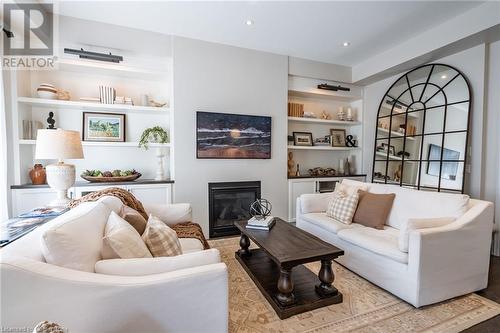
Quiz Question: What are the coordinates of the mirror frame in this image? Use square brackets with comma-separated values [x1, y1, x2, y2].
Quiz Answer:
[371, 63, 471, 193]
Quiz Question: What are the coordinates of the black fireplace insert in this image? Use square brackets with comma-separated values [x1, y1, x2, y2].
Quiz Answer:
[208, 181, 261, 238]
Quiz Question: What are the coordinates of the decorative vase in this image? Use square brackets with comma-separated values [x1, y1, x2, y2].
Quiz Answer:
[29, 164, 46, 185]
[155, 147, 167, 181]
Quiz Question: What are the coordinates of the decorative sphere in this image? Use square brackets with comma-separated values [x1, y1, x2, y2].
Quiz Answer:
[250, 199, 272, 219]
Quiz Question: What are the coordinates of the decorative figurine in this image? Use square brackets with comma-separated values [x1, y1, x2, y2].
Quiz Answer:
[295, 163, 300, 177]
[320, 110, 331, 120]
[394, 164, 402, 182]
[46, 111, 56, 129]
[287, 152, 295, 177]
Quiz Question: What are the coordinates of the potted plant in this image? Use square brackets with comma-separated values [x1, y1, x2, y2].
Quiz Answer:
[139, 126, 169, 180]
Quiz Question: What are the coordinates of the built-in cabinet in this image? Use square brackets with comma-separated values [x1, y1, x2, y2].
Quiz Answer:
[11, 182, 173, 216]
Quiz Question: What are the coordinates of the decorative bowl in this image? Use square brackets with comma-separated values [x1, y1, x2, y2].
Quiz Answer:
[37, 90, 58, 99]
[81, 173, 142, 183]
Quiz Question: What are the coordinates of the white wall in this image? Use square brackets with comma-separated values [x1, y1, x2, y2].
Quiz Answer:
[172, 37, 288, 236]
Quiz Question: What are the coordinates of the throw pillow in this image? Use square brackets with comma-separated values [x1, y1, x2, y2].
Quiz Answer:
[335, 180, 368, 196]
[326, 191, 359, 224]
[398, 217, 455, 252]
[102, 211, 152, 259]
[352, 191, 395, 230]
[142, 215, 182, 257]
[120, 205, 147, 235]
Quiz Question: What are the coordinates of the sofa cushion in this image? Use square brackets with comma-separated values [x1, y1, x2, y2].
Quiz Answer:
[337, 180, 368, 195]
[142, 215, 182, 257]
[337, 226, 408, 264]
[300, 192, 334, 214]
[95, 248, 221, 276]
[326, 191, 359, 224]
[120, 205, 147, 235]
[41, 202, 110, 272]
[97, 196, 123, 214]
[102, 211, 152, 259]
[300, 213, 356, 234]
[398, 217, 456, 252]
[353, 191, 395, 230]
[179, 238, 204, 254]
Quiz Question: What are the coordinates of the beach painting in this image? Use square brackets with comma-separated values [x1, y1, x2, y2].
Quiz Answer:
[197, 112, 271, 159]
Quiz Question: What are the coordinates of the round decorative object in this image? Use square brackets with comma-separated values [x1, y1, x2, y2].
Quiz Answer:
[249, 199, 272, 220]
[29, 164, 46, 185]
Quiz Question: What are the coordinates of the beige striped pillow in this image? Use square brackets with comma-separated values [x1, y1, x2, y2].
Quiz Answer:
[142, 215, 182, 257]
[326, 190, 360, 225]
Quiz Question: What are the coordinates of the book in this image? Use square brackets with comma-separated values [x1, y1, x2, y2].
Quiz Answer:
[248, 216, 275, 226]
[246, 218, 275, 231]
[18, 207, 68, 218]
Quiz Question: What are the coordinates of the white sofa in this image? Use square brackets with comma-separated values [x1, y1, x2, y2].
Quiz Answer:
[0, 197, 228, 333]
[296, 179, 494, 307]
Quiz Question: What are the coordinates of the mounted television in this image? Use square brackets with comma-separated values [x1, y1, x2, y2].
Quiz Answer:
[196, 111, 271, 159]
[426, 144, 460, 180]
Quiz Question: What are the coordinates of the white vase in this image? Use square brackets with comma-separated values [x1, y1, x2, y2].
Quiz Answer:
[155, 147, 167, 181]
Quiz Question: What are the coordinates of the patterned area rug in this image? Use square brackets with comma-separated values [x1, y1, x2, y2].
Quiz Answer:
[209, 237, 500, 333]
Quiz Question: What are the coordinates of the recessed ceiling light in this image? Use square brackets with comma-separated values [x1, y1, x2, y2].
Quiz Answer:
[342, 42, 350, 47]
[441, 75, 447, 79]
[245, 19, 254, 26]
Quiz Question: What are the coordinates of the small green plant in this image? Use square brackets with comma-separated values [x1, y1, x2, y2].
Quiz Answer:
[138, 126, 169, 150]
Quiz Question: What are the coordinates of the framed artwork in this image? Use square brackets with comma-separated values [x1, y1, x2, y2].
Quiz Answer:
[330, 129, 346, 147]
[82, 112, 126, 142]
[196, 111, 271, 159]
[381, 143, 396, 155]
[293, 132, 313, 146]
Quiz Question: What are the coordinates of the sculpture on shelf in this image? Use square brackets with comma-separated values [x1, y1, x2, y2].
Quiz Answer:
[394, 164, 402, 182]
[249, 198, 272, 220]
[308, 167, 336, 177]
[320, 110, 331, 120]
[295, 163, 300, 177]
[46, 112, 56, 129]
[337, 107, 346, 121]
[287, 152, 295, 177]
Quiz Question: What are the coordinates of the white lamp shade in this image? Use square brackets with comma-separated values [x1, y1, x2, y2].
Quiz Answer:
[35, 129, 84, 160]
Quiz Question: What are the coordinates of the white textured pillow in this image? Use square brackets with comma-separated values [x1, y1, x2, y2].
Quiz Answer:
[142, 215, 182, 257]
[326, 191, 360, 225]
[335, 181, 368, 196]
[95, 248, 221, 276]
[41, 202, 110, 272]
[102, 211, 152, 259]
[399, 217, 455, 252]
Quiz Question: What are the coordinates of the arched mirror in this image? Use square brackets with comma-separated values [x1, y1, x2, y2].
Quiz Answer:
[372, 64, 471, 193]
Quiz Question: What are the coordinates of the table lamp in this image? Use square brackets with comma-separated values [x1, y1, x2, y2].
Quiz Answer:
[35, 129, 84, 207]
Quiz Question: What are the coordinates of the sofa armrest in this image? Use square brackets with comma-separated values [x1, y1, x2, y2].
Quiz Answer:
[144, 203, 192, 226]
[408, 200, 494, 305]
[297, 192, 332, 215]
[95, 249, 221, 276]
[1, 256, 228, 333]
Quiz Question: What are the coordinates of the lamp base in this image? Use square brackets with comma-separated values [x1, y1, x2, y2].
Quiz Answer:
[46, 162, 75, 208]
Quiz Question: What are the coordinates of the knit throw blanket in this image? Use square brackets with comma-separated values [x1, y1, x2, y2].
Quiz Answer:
[69, 187, 210, 249]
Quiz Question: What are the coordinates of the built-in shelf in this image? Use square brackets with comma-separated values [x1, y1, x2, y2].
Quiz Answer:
[288, 117, 361, 126]
[375, 151, 402, 160]
[18, 139, 170, 148]
[56, 58, 168, 80]
[288, 145, 360, 151]
[377, 127, 415, 140]
[17, 97, 169, 114]
[379, 105, 419, 119]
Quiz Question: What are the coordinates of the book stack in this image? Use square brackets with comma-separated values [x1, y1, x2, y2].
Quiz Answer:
[115, 96, 134, 105]
[246, 216, 275, 231]
[288, 102, 304, 117]
[99, 85, 116, 104]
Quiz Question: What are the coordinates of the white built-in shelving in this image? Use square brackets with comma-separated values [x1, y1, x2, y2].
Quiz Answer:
[18, 139, 170, 148]
[287, 145, 360, 151]
[377, 127, 415, 140]
[375, 151, 402, 161]
[288, 116, 360, 126]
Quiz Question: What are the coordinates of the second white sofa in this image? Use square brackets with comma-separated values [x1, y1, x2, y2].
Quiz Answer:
[296, 179, 494, 307]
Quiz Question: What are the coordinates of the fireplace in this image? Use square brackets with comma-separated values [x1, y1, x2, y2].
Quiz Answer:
[208, 181, 261, 238]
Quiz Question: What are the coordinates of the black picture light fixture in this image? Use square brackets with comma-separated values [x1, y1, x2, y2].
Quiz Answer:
[64, 48, 123, 63]
[317, 83, 350, 92]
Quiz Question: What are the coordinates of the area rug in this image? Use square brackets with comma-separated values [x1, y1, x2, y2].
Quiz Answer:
[208, 237, 500, 333]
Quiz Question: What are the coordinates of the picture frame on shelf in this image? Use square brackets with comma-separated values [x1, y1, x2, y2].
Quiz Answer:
[293, 132, 313, 146]
[381, 142, 396, 155]
[330, 129, 346, 147]
[82, 112, 126, 142]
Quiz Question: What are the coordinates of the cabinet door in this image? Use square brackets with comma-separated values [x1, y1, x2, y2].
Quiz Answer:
[73, 185, 127, 198]
[127, 185, 172, 205]
[288, 180, 317, 221]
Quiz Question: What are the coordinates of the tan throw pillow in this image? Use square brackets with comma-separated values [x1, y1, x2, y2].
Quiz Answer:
[120, 205, 147, 235]
[353, 191, 395, 230]
[102, 211, 153, 259]
[326, 191, 360, 224]
[142, 215, 182, 257]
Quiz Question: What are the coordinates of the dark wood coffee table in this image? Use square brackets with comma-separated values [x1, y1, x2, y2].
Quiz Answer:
[235, 219, 344, 319]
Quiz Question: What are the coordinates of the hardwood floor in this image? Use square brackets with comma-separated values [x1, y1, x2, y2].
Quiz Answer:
[463, 256, 500, 332]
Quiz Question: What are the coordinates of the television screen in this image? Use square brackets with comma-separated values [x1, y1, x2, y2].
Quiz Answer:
[426, 144, 460, 180]
[196, 112, 271, 159]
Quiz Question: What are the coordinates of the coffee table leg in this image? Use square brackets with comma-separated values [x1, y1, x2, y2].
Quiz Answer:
[276, 268, 295, 306]
[238, 234, 251, 256]
[315, 259, 338, 297]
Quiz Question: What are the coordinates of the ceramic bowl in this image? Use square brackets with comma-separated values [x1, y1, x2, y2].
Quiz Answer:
[37, 90, 57, 99]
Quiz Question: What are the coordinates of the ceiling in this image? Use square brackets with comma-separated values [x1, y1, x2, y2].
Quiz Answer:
[54, 1, 483, 66]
